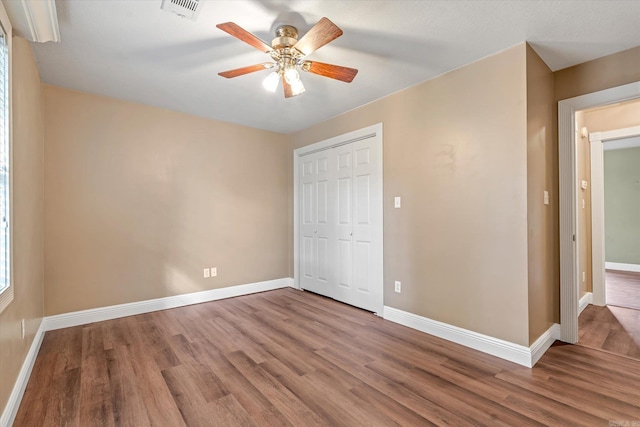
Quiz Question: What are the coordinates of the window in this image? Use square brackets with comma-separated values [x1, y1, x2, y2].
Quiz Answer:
[0, 21, 11, 313]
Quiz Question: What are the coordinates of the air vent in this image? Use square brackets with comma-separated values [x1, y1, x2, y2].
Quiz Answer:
[161, 0, 202, 21]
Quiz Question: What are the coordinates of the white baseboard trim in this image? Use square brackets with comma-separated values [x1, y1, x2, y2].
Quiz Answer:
[383, 306, 559, 368]
[579, 292, 593, 315]
[44, 277, 294, 331]
[0, 319, 46, 427]
[605, 262, 640, 273]
[530, 323, 561, 367]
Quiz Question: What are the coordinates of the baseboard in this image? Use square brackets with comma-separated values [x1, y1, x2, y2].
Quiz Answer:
[605, 262, 640, 273]
[530, 323, 561, 367]
[579, 292, 593, 315]
[44, 277, 294, 331]
[383, 306, 559, 368]
[0, 319, 46, 427]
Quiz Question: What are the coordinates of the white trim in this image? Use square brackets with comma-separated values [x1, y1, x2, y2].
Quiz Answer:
[0, 319, 46, 427]
[605, 262, 640, 273]
[590, 133, 606, 306]
[383, 306, 560, 368]
[44, 277, 294, 331]
[0, 0, 13, 315]
[293, 123, 384, 314]
[579, 292, 593, 314]
[558, 81, 640, 344]
[530, 323, 562, 367]
[3, 0, 60, 43]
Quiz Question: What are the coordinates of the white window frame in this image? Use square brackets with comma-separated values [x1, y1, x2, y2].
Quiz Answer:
[0, 3, 12, 314]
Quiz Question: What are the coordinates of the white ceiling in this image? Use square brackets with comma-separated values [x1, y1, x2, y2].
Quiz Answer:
[20, 0, 640, 133]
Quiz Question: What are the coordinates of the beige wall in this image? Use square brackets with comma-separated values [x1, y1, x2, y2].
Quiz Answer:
[584, 99, 640, 132]
[526, 45, 558, 343]
[291, 45, 531, 346]
[575, 110, 593, 296]
[0, 37, 45, 416]
[554, 46, 640, 101]
[44, 86, 290, 315]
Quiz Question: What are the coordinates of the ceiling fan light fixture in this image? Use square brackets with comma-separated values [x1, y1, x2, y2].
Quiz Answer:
[262, 71, 280, 92]
[283, 66, 300, 85]
[290, 78, 305, 96]
[217, 17, 358, 98]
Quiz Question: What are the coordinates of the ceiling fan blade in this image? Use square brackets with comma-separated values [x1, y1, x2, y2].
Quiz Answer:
[218, 63, 273, 78]
[302, 61, 358, 83]
[282, 76, 294, 98]
[216, 22, 273, 53]
[293, 17, 343, 56]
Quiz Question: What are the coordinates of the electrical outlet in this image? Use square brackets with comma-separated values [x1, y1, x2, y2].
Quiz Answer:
[211, 267, 217, 277]
[203, 268, 210, 278]
[21, 319, 25, 340]
[394, 281, 401, 293]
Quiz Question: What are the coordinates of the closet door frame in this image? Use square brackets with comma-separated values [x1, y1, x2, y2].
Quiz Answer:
[293, 123, 383, 315]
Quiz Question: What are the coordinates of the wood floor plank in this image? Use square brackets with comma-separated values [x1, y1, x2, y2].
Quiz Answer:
[78, 325, 115, 427]
[107, 345, 152, 426]
[14, 288, 640, 425]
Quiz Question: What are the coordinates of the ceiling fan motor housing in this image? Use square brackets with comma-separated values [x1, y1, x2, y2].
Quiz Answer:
[272, 25, 299, 50]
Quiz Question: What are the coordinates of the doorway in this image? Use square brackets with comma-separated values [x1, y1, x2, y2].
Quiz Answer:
[577, 125, 640, 359]
[558, 81, 640, 344]
[293, 123, 384, 314]
[590, 125, 640, 308]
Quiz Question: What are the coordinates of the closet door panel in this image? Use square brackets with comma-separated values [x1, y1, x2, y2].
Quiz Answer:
[300, 151, 333, 297]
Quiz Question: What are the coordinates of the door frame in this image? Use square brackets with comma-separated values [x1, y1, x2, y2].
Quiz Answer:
[558, 81, 640, 343]
[590, 125, 640, 306]
[293, 122, 384, 314]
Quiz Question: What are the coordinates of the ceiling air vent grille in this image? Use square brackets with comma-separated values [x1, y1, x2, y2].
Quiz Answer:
[161, 0, 202, 21]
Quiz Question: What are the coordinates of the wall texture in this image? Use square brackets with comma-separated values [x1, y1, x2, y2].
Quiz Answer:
[604, 147, 640, 265]
[554, 46, 640, 101]
[44, 86, 290, 315]
[0, 37, 45, 417]
[291, 45, 531, 346]
[526, 44, 558, 343]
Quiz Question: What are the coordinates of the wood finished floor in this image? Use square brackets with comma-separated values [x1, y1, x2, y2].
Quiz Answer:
[606, 269, 640, 311]
[579, 304, 640, 359]
[578, 270, 640, 360]
[16, 288, 640, 426]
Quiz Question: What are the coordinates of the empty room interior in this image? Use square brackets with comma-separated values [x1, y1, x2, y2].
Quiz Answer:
[1, 0, 640, 425]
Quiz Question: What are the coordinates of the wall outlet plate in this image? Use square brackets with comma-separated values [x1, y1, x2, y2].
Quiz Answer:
[394, 281, 401, 293]
[203, 268, 210, 278]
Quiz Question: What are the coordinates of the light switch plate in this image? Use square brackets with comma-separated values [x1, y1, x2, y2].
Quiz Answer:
[394, 197, 401, 208]
[211, 267, 217, 277]
[543, 190, 549, 205]
[203, 268, 210, 278]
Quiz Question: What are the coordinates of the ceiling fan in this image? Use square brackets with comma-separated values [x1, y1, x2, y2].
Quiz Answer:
[216, 17, 358, 98]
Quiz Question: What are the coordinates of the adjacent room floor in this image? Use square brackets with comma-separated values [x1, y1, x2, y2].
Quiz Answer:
[16, 288, 640, 426]
[578, 270, 640, 360]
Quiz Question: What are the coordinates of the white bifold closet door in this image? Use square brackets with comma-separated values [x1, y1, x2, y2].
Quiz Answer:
[300, 136, 382, 312]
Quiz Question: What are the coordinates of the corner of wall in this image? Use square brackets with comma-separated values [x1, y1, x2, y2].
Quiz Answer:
[525, 45, 558, 344]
